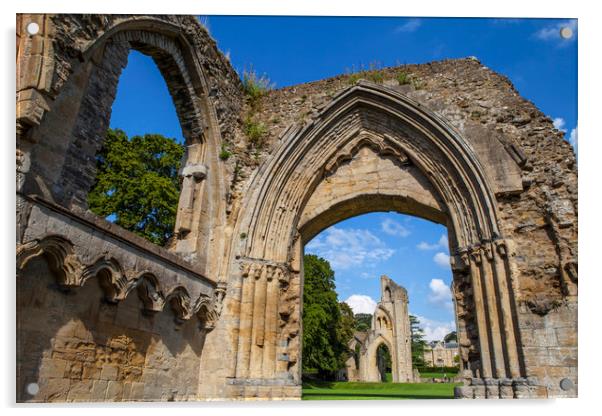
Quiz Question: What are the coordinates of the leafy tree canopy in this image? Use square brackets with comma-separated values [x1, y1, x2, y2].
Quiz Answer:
[444, 331, 457, 343]
[354, 313, 373, 332]
[88, 128, 184, 246]
[337, 301, 356, 361]
[302, 254, 353, 379]
[409, 314, 428, 368]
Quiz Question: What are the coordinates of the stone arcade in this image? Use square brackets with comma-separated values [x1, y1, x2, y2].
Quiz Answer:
[16, 15, 578, 401]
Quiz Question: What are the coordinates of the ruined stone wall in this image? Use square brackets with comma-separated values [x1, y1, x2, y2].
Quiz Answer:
[230, 58, 576, 319]
[345, 276, 413, 383]
[18, 256, 208, 402]
[224, 58, 577, 398]
[17, 14, 240, 402]
[17, 14, 577, 401]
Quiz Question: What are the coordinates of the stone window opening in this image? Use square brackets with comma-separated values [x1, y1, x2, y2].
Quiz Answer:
[86, 48, 189, 248]
[18, 24, 222, 269]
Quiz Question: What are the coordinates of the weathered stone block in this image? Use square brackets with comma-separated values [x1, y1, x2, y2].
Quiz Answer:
[100, 365, 119, 381]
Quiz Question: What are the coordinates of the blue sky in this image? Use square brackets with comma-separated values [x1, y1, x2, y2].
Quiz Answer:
[304, 213, 454, 341]
[109, 16, 577, 340]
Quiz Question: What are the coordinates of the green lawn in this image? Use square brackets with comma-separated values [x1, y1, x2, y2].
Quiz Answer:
[302, 381, 460, 400]
[419, 371, 458, 379]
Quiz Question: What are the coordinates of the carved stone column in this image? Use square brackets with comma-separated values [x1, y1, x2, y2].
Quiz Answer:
[174, 145, 208, 256]
[235, 262, 260, 378]
[467, 247, 493, 379]
[17, 14, 55, 140]
[493, 239, 522, 378]
[234, 259, 299, 385]
[479, 243, 506, 379]
[452, 238, 526, 398]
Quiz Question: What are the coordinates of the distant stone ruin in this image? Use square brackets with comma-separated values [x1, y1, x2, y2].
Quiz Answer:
[343, 276, 413, 383]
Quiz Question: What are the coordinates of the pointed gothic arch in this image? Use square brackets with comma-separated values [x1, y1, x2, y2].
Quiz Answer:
[229, 81, 525, 397]
[19, 16, 230, 276]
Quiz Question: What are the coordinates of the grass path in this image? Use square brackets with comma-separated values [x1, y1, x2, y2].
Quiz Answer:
[302, 381, 459, 400]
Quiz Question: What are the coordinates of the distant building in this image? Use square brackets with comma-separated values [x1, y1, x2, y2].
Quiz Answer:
[423, 341, 459, 367]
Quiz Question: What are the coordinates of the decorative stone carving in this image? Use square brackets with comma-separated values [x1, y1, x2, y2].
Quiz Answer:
[16, 234, 225, 329]
[196, 282, 226, 331]
[323, 135, 409, 176]
[176, 161, 209, 236]
[17, 235, 82, 288]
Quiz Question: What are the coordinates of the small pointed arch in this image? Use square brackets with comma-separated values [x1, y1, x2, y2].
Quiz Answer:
[384, 286, 392, 302]
[81, 255, 128, 303]
[374, 304, 394, 331]
[135, 272, 165, 313]
[79, 18, 216, 146]
[165, 286, 193, 322]
[16, 235, 80, 287]
[195, 293, 219, 331]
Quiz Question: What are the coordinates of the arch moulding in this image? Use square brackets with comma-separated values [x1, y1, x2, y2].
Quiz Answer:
[225, 81, 529, 399]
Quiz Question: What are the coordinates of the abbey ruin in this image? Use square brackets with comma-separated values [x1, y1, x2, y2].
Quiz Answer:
[343, 276, 413, 383]
[16, 14, 578, 401]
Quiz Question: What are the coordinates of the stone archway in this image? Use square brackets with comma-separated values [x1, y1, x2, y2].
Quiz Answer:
[17, 15, 238, 275]
[345, 276, 413, 383]
[227, 81, 528, 399]
[366, 337, 394, 382]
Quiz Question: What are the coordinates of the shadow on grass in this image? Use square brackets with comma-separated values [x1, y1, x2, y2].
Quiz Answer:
[303, 380, 336, 389]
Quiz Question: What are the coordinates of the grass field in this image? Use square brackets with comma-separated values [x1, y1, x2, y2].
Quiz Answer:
[419, 371, 457, 379]
[302, 380, 459, 400]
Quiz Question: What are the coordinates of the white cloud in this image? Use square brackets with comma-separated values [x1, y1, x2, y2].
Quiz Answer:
[438, 234, 449, 250]
[417, 234, 449, 251]
[394, 18, 422, 33]
[414, 315, 456, 342]
[553, 119, 577, 153]
[417, 241, 438, 250]
[428, 278, 454, 312]
[569, 127, 578, 152]
[433, 252, 451, 268]
[306, 226, 395, 270]
[534, 20, 577, 43]
[553, 117, 567, 133]
[345, 294, 377, 314]
[381, 218, 410, 237]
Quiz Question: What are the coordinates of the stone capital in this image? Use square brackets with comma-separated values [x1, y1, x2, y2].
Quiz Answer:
[179, 163, 208, 180]
[469, 247, 483, 265]
[494, 238, 509, 258]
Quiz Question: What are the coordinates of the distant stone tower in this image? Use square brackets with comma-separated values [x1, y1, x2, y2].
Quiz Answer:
[375, 276, 413, 382]
[344, 275, 413, 382]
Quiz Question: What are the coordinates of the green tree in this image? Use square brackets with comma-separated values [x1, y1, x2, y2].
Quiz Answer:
[354, 313, 372, 332]
[444, 331, 457, 343]
[88, 128, 184, 246]
[302, 254, 349, 379]
[409, 315, 427, 368]
[337, 302, 356, 362]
